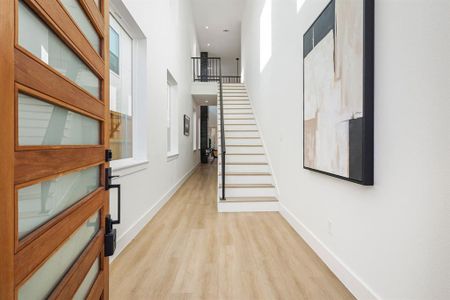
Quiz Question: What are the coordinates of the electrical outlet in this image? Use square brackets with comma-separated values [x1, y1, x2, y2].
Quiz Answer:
[328, 220, 333, 236]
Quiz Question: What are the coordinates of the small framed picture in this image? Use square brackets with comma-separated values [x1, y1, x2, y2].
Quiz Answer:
[184, 115, 190, 136]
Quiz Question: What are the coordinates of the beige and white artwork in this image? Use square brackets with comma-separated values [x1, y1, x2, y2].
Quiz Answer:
[304, 0, 363, 177]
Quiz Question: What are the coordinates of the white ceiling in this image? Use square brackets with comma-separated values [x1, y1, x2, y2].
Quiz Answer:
[192, 0, 245, 58]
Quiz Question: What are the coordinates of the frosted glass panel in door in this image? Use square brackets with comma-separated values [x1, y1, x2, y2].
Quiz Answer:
[18, 1, 101, 98]
[18, 93, 100, 146]
[18, 213, 100, 300]
[73, 257, 100, 300]
[60, 0, 101, 53]
[18, 166, 100, 239]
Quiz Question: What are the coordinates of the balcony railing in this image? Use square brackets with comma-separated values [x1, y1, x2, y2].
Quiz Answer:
[191, 57, 241, 83]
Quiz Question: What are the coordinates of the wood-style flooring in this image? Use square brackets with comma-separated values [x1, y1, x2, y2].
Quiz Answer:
[110, 163, 354, 300]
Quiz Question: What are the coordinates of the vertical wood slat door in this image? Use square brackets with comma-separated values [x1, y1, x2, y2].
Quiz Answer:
[0, 0, 110, 299]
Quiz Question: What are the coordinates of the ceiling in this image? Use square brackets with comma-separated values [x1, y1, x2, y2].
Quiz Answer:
[192, 0, 245, 59]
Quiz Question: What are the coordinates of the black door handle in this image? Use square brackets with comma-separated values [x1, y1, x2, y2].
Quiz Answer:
[105, 166, 120, 257]
[105, 167, 121, 225]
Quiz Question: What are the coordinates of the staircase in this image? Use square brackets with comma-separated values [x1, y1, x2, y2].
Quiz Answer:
[217, 83, 279, 212]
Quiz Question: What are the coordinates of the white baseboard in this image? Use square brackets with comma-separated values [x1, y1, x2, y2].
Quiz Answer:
[279, 204, 379, 300]
[110, 163, 200, 262]
[218, 200, 279, 212]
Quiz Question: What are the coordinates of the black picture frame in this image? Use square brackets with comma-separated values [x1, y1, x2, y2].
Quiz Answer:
[184, 115, 190, 136]
[302, 0, 374, 186]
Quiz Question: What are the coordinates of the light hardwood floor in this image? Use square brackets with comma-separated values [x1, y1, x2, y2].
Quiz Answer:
[110, 163, 355, 300]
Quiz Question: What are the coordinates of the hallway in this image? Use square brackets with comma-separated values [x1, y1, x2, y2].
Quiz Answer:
[110, 163, 354, 299]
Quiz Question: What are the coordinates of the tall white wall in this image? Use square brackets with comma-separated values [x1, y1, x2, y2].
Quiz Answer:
[111, 0, 200, 259]
[220, 56, 240, 76]
[241, 0, 450, 299]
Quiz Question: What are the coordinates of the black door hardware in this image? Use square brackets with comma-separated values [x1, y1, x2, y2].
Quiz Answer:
[104, 149, 121, 257]
[105, 167, 121, 225]
[105, 214, 117, 257]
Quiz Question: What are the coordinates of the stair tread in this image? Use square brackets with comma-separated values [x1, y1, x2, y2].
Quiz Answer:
[219, 124, 257, 126]
[219, 153, 266, 156]
[219, 184, 275, 188]
[222, 137, 260, 139]
[219, 172, 272, 176]
[223, 145, 263, 147]
[220, 197, 278, 203]
[222, 113, 253, 115]
[219, 107, 251, 108]
[219, 162, 268, 165]
[223, 130, 258, 132]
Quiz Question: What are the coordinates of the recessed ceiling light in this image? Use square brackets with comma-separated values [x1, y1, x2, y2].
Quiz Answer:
[207, 43, 211, 47]
[205, 26, 209, 29]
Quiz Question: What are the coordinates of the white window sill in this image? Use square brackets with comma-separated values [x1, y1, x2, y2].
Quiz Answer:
[167, 153, 179, 161]
[110, 158, 149, 177]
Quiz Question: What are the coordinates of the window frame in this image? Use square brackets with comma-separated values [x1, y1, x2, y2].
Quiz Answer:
[166, 71, 179, 159]
[109, 1, 148, 175]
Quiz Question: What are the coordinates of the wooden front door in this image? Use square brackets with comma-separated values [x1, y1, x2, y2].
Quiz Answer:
[0, 0, 111, 298]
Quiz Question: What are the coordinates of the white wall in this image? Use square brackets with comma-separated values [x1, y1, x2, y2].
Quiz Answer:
[242, 0, 450, 299]
[110, 0, 200, 260]
[221, 56, 240, 76]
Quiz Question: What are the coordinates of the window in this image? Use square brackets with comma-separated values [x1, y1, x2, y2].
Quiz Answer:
[109, 27, 120, 74]
[109, 15, 133, 161]
[107, 5, 148, 172]
[167, 71, 178, 157]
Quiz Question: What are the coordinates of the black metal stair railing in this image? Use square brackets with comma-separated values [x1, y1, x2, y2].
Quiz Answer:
[191, 57, 229, 200]
[218, 64, 226, 200]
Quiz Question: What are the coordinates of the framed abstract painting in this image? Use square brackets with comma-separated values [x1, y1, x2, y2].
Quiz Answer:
[303, 0, 374, 185]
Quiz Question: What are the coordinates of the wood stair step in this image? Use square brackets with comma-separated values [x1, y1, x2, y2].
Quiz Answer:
[217, 107, 251, 109]
[221, 103, 251, 105]
[219, 162, 268, 165]
[220, 197, 278, 203]
[222, 137, 260, 139]
[223, 112, 253, 115]
[219, 184, 275, 188]
[219, 172, 272, 176]
[219, 144, 262, 148]
[221, 153, 265, 156]
[223, 130, 258, 132]
[219, 123, 256, 126]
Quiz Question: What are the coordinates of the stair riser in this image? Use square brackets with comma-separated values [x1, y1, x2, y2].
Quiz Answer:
[217, 109, 253, 118]
[220, 120, 256, 125]
[220, 138, 262, 145]
[225, 188, 277, 198]
[222, 147, 265, 154]
[219, 155, 267, 163]
[219, 131, 259, 138]
[220, 176, 274, 185]
[220, 97, 249, 100]
[217, 99, 251, 106]
[223, 164, 271, 173]
[220, 105, 252, 109]
[221, 117, 254, 121]
[220, 114, 254, 119]
[222, 125, 258, 131]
